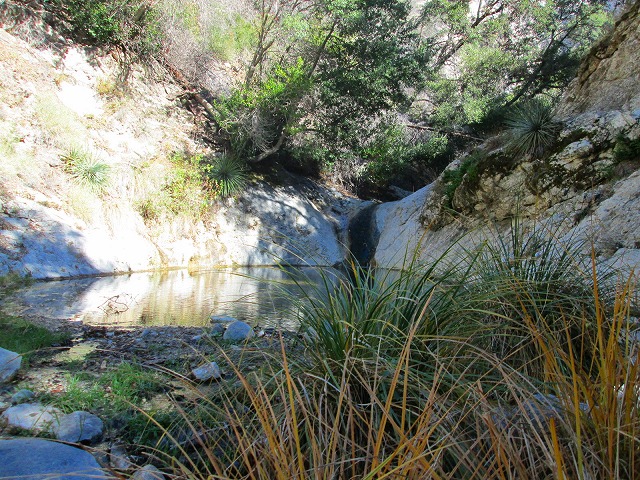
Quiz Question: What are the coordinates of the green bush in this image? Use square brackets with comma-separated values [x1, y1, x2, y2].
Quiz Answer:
[613, 134, 640, 163]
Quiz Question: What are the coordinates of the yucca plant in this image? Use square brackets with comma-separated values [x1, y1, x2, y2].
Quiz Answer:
[206, 154, 248, 198]
[505, 99, 560, 158]
[62, 147, 111, 193]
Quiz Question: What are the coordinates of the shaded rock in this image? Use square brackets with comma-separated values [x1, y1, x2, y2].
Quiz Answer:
[211, 323, 226, 335]
[192, 362, 222, 382]
[110, 443, 133, 471]
[223, 321, 255, 342]
[11, 388, 35, 404]
[55, 411, 104, 444]
[0, 437, 108, 479]
[1, 403, 62, 433]
[0, 347, 22, 383]
[131, 464, 165, 480]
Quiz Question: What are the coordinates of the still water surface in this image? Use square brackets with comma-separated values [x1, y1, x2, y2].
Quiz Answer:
[2, 267, 338, 329]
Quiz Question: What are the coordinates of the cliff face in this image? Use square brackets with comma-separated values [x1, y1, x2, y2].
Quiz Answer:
[374, 1, 640, 275]
[557, 1, 640, 118]
[0, 24, 357, 279]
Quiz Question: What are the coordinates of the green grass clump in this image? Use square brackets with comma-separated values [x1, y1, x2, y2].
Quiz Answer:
[505, 99, 561, 158]
[205, 155, 248, 198]
[134, 219, 638, 479]
[62, 147, 111, 194]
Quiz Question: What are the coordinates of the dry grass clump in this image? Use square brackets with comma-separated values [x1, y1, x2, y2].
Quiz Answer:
[135, 227, 639, 479]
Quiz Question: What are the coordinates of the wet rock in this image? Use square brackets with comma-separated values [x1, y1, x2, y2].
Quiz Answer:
[192, 362, 222, 382]
[211, 323, 226, 336]
[110, 443, 133, 471]
[131, 464, 165, 480]
[11, 388, 35, 404]
[223, 321, 255, 342]
[0, 437, 109, 480]
[0, 347, 21, 383]
[55, 411, 104, 444]
[1, 403, 62, 433]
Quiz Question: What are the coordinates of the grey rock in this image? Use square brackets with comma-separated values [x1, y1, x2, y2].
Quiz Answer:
[0, 347, 22, 383]
[223, 321, 255, 342]
[11, 388, 35, 404]
[1, 403, 62, 433]
[192, 362, 222, 382]
[0, 437, 109, 479]
[211, 323, 226, 335]
[211, 315, 238, 323]
[110, 443, 133, 471]
[131, 464, 165, 480]
[55, 411, 104, 444]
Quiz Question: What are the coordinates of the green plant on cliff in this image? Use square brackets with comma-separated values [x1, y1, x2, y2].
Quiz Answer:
[62, 147, 111, 194]
[505, 99, 561, 158]
[205, 155, 248, 198]
[441, 150, 484, 209]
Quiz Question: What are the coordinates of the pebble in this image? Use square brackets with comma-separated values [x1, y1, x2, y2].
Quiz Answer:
[192, 362, 222, 382]
[10, 388, 35, 404]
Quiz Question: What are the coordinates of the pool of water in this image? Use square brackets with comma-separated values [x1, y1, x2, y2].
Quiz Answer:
[1, 267, 339, 329]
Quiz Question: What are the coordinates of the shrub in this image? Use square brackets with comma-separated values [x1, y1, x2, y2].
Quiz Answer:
[505, 99, 561, 158]
[62, 147, 111, 194]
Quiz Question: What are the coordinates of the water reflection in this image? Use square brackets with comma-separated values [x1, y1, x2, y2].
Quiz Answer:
[2, 267, 339, 329]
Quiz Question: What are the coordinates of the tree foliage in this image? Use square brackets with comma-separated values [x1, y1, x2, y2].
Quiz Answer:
[420, 0, 612, 128]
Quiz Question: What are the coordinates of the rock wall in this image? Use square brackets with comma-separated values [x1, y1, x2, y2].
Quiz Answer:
[374, 1, 640, 276]
[0, 26, 359, 279]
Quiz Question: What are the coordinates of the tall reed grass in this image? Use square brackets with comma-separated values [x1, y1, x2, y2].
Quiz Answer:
[139, 223, 638, 479]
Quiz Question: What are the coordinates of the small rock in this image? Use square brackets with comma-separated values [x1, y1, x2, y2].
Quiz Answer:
[0, 438, 108, 479]
[1, 403, 62, 433]
[223, 321, 255, 342]
[131, 464, 165, 480]
[0, 401, 10, 413]
[191, 334, 203, 342]
[11, 388, 35, 405]
[110, 443, 133, 471]
[0, 347, 22, 383]
[55, 411, 104, 444]
[106, 331, 115, 338]
[211, 315, 238, 323]
[192, 362, 222, 382]
[211, 323, 226, 336]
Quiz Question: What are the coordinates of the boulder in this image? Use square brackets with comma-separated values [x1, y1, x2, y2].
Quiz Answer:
[0, 347, 22, 383]
[0, 437, 109, 479]
[223, 321, 255, 342]
[55, 411, 104, 444]
[1, 403, 62, 433]
[192, 362, 222, 382]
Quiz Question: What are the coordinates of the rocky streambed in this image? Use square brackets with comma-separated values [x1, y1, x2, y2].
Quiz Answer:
[0, 312, 300, 479]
